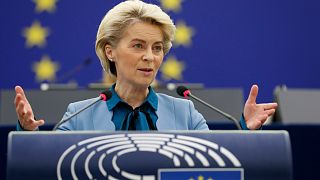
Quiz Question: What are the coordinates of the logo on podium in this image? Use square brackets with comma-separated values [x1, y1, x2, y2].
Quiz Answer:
[57, 133, 243, 180]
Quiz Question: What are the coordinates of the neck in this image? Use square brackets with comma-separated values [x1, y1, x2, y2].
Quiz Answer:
[115, 82, 149, 109]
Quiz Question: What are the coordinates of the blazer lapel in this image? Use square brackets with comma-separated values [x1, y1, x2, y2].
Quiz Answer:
[156, 95, 177, 130]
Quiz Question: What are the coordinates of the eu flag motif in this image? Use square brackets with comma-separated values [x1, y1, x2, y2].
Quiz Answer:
[1, 0, 320, 102]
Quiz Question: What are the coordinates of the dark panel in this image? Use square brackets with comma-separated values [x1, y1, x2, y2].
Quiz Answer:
[274, 88, 320, 124]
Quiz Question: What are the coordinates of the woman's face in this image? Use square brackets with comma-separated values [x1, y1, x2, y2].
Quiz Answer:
[106, 22, 164, 88]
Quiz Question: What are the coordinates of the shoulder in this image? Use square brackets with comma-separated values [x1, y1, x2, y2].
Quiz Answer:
[65, 97, 107, 115]
[156, 93, 194, 117]
[68, 97, 100, 109]
[156, 93, 191, 106]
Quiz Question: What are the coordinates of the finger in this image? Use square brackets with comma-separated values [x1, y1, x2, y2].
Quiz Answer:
[264, 109, 276, 116]
[14, 94, 21, 108]
[15, 86, 28, 102]
[29, 119, 45, 130]
[258, 103, 278, 110]
[246, 85, 259, 104]
[14, 94, 24, 109]
[258, 114, 268, 124]
[17, 103, 28, 128]
[24, 111, 35, 126]
[23, 111, 44, 130]
[26, 110, 34, 121]
[16, 101, 26, 117]
[34, 119, 45, 127]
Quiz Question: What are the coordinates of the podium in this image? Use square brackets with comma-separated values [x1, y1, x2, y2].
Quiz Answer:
[7, 131, 292, 180]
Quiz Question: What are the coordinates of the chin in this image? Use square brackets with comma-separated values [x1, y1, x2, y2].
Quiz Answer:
[135, 78, 154, 88]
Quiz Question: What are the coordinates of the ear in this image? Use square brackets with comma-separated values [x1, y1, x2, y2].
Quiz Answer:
[104, 44, 114, 60]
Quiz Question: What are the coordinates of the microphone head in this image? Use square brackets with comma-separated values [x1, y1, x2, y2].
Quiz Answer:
[176, 86, 190, 98]
[100, 90, 112, 101]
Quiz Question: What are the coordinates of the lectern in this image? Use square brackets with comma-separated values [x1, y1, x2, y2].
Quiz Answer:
[7, 131, 292, 180]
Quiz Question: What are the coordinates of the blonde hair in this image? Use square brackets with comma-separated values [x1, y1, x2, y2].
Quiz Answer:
[95, 0, 175, 76]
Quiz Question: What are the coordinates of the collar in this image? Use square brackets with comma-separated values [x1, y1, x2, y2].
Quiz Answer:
[106, 84, 158, 111]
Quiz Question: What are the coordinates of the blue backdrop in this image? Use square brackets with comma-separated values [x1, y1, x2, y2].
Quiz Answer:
[1, 0, 320, 102]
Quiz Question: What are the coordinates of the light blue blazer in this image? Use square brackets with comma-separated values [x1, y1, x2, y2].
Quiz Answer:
[57, 93, 209, 131]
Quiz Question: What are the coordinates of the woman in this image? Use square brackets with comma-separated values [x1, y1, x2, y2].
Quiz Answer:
[14, 0, 277, 131]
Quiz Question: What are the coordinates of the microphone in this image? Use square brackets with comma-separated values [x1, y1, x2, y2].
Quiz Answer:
[40, 58, 93, 91]
[176, 86, 242, 130]
[52, 90, 112, 130]
[53, 57, 93, 83]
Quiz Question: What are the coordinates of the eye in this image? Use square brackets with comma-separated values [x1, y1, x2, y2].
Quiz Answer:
[133, 43, 143, 49]
[153, 45, 163, 52]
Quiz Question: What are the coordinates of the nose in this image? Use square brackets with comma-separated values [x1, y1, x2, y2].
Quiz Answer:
[143, 47, 154, 61]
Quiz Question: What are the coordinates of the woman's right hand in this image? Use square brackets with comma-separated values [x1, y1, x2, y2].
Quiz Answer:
[14, 86, 45, 130]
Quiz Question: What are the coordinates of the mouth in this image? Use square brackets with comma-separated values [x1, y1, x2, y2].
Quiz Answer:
[138, 68, 153, 72]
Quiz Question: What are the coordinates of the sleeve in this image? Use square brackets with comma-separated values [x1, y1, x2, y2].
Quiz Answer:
[239, 114, 249, 130]
[16, 119, 39, 131]
[188, 100, 209, 130]
[16, 120, 27, 131]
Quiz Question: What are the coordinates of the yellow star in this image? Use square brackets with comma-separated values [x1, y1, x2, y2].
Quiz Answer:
[198, 175, 204, 180]
[160, 0, 183, 12]
[174, 22, 194, 47]
[22, 21, 50, 48]
[33, 0, 58, 13]
[32, 55, 59, 82]
[160, 56, 185, 80]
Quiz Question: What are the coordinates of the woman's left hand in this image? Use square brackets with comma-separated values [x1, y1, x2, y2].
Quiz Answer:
[244, 85, 278, 130]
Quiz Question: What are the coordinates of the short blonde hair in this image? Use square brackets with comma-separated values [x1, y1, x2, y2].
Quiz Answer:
[95, 0, 175, 76]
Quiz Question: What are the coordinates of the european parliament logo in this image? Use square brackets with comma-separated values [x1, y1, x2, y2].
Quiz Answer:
[57, 133, 243, 180]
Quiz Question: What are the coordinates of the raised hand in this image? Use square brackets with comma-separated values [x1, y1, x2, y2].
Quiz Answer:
[244, 85, 277, 130]
[14, 86, 45, 130]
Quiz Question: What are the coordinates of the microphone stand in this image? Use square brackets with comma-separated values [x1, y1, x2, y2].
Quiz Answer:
[188, 92, 242, 130]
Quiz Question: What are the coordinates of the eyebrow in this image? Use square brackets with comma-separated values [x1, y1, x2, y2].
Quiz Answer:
[130, 38, 163, 45]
